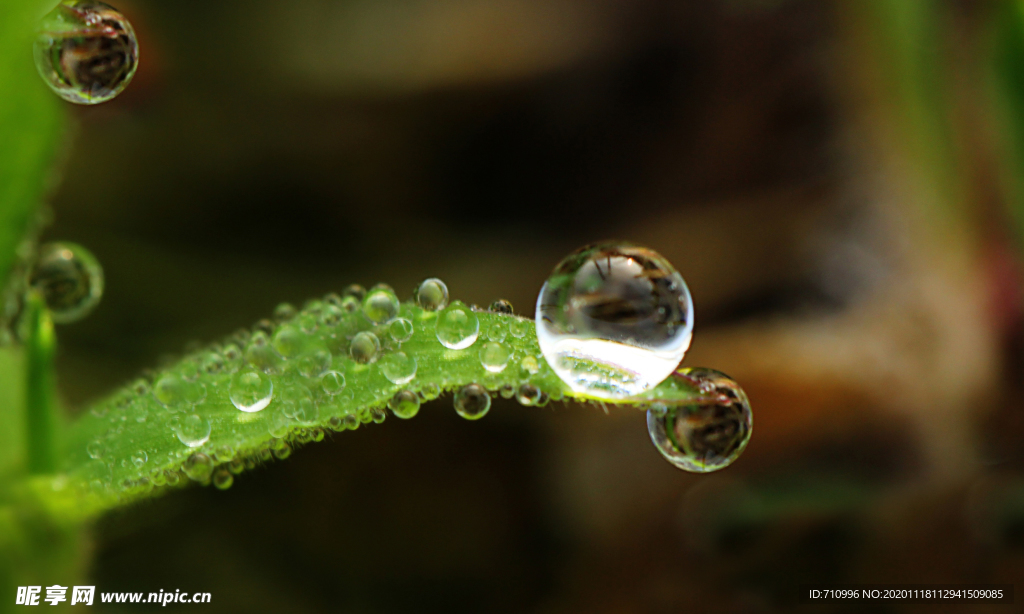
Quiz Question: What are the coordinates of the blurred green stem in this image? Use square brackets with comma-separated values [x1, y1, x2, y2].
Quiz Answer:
[25, 292, 56, 474]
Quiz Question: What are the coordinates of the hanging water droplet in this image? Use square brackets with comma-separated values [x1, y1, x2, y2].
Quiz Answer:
[29, 242, 104, 323]
[350, 331, 381, 364]
[436, 301, 479, 349]
[489, 299, 514, 314]
[647, 369, 752, 473]
[370, 407, 387, 423]
[363, 286, 400, 324]
[34, 1, 139, 105]
[388, 390, 421, 419]
[416, 278, 449, 311]
[479, 342, 510, 373]
[379, 351, 417, 385]
[321, 370, 346, 396]
[535, 242, 694, 399]
[419, 383, 441, 401]
[343, 415, 359, 430]
[515, 383, 541, 406]
[153, 375, 206, 411]
[327, 416, 345, 431]
[499, 384, 515, 399]
[175, 413, 211, 448]
[131, 449, 147, 468]
[454, 384, 491, 420]
[389, 318, 414, 344]
[272, 440, 292, 459]
[229, 370, 273, 413]
[213, 469, 234, 490]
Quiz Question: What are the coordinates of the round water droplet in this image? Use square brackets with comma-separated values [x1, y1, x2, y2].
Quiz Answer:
[485, 321, 508, 342]
[479, 342, 510, 373]
[647, 369, 752, 473]
[279, 384, 318, 424]
[272, 441, 292, 460]
[229, 370, 273, 413]
[296, 349, 331, 379]
[153, 375, 206, 411]
[499, 384, 515, 399]
[131, 449, 147, 468]
[176, 413, 211, 448]
[34, 1, 139, 105]
[380, 351, 417, 385]
[297, 313, 318, 334]
[416, 278, 449, 311]
[419, 383, 441, 401]
[274, 302, 297, 322]
[86, 439, 104, 460]
[29, 242, 104, 323]
[350, 331, 381, 364]
[321, 370, 346, 395]
[516, 383, 541, 406]
[327, 416, 345, 431]
[536, 242, 694, 399]
[436, 301, 479, 350]
[245, 331, 283, 373]
[320, 304, 343, 327]
[389, 318, 414, 344]
[213, 469, 233, 490]
[489, 299, 514, 314]
[388, 390, 421, 419]
[454, 384, 491, 420]
[200, 351, 225, 374]
[520, 356, 539, 375]
[343, 284, 367, 301]
[343, 415, 359, 430]
[370, 407, 387, 423]
[272, 325, 307, 358]
[363, 287, 400, 325]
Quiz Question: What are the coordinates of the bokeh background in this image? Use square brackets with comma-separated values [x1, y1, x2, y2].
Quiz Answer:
[40, 0, 1024, 611]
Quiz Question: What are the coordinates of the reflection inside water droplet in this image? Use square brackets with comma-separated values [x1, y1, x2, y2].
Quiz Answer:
[436, 301, 479, 350]
[454, 384, 491, 420]
[229, 370, 273, 413]
[29, 242, 104, 323]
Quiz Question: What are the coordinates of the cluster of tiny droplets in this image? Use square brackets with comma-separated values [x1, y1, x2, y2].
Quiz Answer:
[77, 278, 563, 498]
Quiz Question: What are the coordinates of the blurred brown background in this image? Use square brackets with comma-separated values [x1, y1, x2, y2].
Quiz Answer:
[42, 0, 1024, 611]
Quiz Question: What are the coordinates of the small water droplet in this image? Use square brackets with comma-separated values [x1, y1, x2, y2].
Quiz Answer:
[479, 342, 510, 373]
[29, 242, 104, 323]
[297, 313, 318, 334]
[436, 301, 479, 350]
[253, 319, 275, 336]
[454, 384, 491, 420]
[370, 407, 387, 423]
[213, 469, 234, 490]
[363, 287, 400, 325]
[245, 331, 283, 372]
[86, 439, 104, 459]
[327, 416, 345, 431]
[515, 383, 541, 406]
[489, 299, 514, 314]
[388, 390, 421, 419]
[272, 325, 307, 358]
[350, 331, 381, 364]
[536, 242, 694, 399]
[343, 284, 367, 301]
[647, 369, 752, 473]
[499, 384, 515, 399]
[131, 449, 148, 468]
[34, 1, 139, 104]
[272, 441, 292, 459]
[485, 321, 508, 342]
[419, 383, 441, 400]
[416, 278, 449, 311]
[280, 384, 318, 424]
[175, 413, 211, 448]
[229, 370, 274, 413]
[153, 375, 206, 411]
[344, 415, 359, 430]
[320, 304, 344, 326]
[380, 351, 417, 384]
[274, 302, 297, 322]
[519, 356, 539, 375]
[389, 318, 414, 343]
[296, 348, 331, 378]
[321, 370, 346, 395]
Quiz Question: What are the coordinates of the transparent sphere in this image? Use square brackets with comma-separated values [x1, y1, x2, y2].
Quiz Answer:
[34, 1, 139, 105]
[30, 242, 104, 324]
[647, 368, 752, 473]
[535, 242, 693, 399]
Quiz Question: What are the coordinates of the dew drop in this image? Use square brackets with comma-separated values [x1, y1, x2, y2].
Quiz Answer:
[479, 342, 510, 373]
[272, 441, 292, 459]
[454, 384, 491, 420]
[228, 459, 245, 474]
[350, 331, 381, 364]
[535, 242, 694, 399]
[419, 383, 441, 401]
[131, 450, 147, 468]
[29, 242, 104, 323]
[321, 370, 346, 396]
[229, 370, 273, 413]
[320, 304, 344, 327]
[647, 369, 752, 473]
[489, 299, 514, 314]
[213, 469, 234, 490]
[327, 416, 345, 431]
[274, 302, 297, 322]
[520, 356, 540, 375]
[370, 407, 387, 423]
[388, 390, 421, 419]
[380, 351, 417, 385]
[280, 384, 319, 424]
[343, 284, 367, 301]
[416, 278, 449, 311]
[272, 325, 307, 358]
[200, 351, 225, 374]
[485, 321, 508, 342]
[34, 1, 139, 105]
[245, 331, 283, 373]
[389, 318, 414, 344]
[435, 301, 479, 350]
[515, 383, 541, 407]
[343, 415, 359, 430]
[363, 287, 400, 325]
[499, 384, 515, 399]
[86, 439, 104, 460]
[153, 375, 206, 411]
[296, 349, 331, 379]
[175, 413, 211, 448]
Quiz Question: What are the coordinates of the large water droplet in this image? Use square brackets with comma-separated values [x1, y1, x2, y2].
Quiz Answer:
[350, 331, 381, 363]
[416, 278, 449, 311]
[436, 301, 479, 350]
[176, 413, 211, 448]
[153, 375, 206, 411]
[535, 242, 694, 399]
[380, 351, 417, 385]
[363, 287, 400, 324]
[388, 390, 421, 419]
[229, 370, 273, 413]
[34, 1, 139, 104]
[29, 242, 104, 323]
[454, 384, 491, 420]
[479, 342, 509, 373]
[647, 369, 752, 473]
